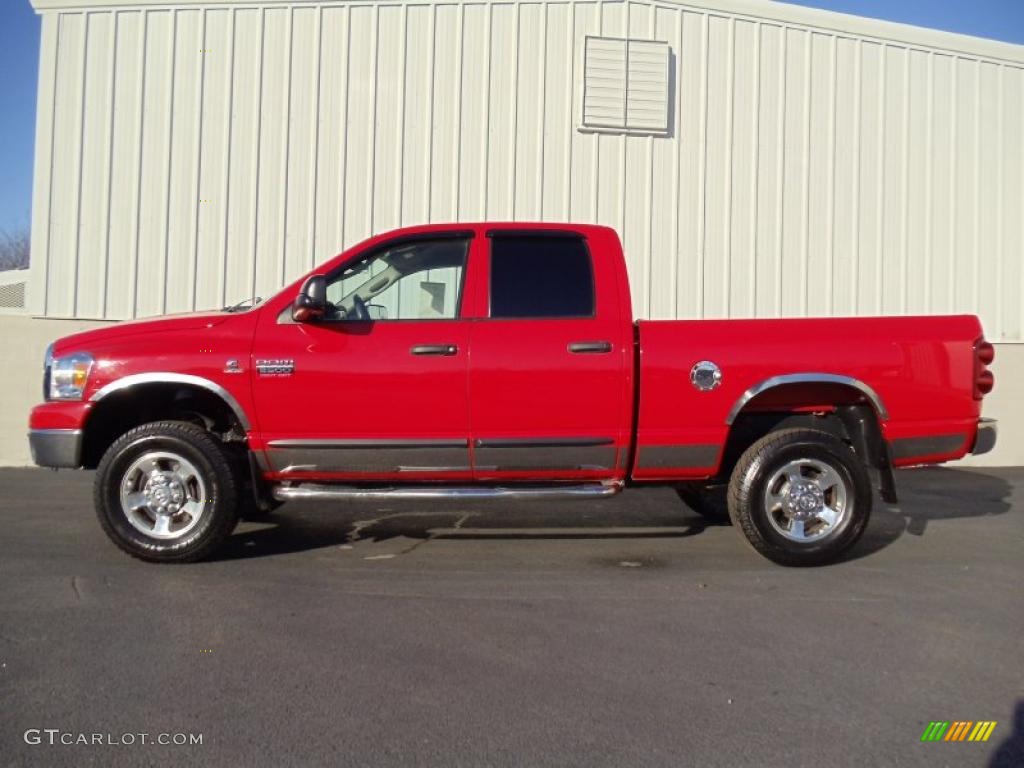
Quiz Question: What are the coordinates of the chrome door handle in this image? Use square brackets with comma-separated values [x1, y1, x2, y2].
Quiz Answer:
[568, 341, 612, 354]
[410, 344, 458, 356]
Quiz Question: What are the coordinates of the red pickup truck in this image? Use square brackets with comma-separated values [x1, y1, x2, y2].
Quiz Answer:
[29, 223, 996, 566]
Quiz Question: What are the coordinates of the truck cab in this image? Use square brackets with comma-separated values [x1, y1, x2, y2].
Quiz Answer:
[250, 224, 635, 486]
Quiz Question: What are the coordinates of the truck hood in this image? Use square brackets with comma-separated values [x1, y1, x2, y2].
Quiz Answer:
[51, 310, 238, 356]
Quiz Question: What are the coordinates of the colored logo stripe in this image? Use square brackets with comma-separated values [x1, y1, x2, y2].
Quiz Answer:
[920, 721, 997, 742]
[969, 722, 998, 742]
[945, 722, 972, 741]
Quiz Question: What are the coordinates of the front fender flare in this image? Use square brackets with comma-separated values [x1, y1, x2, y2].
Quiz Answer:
[90, 373, 252, 431]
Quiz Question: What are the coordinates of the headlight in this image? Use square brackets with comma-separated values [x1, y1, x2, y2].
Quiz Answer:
[46, 350, 94, 401]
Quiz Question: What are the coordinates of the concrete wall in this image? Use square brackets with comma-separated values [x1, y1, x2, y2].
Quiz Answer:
[2, 314, 1019, 466]
[0, 316, 114, 466]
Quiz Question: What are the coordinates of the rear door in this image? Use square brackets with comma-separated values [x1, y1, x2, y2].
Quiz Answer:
[467, 230, 632, 481]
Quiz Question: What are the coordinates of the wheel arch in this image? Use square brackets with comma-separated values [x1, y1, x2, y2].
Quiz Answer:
[725, 373, 889, 426]
[91, 373, 251, 430]
[720, 374, 896, 503]
[80, 375, 251, 469]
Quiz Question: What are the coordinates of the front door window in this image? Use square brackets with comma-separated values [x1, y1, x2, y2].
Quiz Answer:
[324, 238, 468, 321]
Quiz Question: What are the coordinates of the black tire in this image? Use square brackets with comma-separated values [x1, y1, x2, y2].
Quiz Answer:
[727, 427, 871, 566]
[94, 420, 239, 563]
[676, 483, 730, 523]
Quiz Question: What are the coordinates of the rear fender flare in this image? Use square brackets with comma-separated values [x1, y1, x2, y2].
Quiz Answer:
[724, 373, 889, 425]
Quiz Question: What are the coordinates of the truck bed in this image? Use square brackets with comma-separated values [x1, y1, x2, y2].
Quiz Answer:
[632, 314, 985, 480]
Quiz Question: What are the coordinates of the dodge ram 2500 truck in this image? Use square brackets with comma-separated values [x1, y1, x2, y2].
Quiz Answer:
[29, 223, 996, 565]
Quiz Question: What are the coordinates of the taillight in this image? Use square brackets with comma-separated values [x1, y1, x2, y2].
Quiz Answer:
[976, 341, 995, 365]
[973, 339, 995, 399]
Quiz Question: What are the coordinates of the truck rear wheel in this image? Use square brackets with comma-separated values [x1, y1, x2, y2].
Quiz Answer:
[727, 428, 871, 566]
[94, 421, 239, 563]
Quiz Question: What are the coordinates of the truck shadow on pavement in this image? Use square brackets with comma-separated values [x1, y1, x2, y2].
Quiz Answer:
[845, 467, 1012, 562]
[989, 700, 1024, 768]
[213, 467, 1012, 563]
[215, 492, 720, 561]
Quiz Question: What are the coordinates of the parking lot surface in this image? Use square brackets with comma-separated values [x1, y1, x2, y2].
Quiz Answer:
[1, 466, 1022, 767]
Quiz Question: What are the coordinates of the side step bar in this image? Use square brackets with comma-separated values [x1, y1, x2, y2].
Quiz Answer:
[273, 482, 623, 502]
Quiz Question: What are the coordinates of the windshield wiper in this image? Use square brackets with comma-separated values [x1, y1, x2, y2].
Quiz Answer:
[223, 296, 262, 313]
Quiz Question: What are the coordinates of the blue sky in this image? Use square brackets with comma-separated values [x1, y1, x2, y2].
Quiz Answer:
[1, 0, 1023, 234]
[1, 3, 41, 235]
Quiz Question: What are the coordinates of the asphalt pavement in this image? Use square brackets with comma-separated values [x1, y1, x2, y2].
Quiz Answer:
[1, 465, 1022, 767]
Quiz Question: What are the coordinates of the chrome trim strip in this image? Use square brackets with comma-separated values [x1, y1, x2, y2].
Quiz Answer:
[724, 373, 890, 425]
[397, 466, 473, 473]
[269, 438, 468, 449]
[90, 373, 252, 431]
[474, 437, 614, 448]
[971, 418, 997, 456]
[636, 444, 719, 470]
[273, 482, 623, 502]
[28, 428, 83, 468]
[890, 433, 968, 460]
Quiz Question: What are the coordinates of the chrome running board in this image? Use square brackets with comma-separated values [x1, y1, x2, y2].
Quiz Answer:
[273, 482, 623, 502]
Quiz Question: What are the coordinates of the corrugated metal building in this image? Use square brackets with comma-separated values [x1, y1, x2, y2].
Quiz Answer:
[5, 0, 1023, 466]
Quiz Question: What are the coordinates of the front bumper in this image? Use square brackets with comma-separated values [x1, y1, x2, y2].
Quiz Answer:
[971, 418, 997, 456]
[28, 429, 83, 468]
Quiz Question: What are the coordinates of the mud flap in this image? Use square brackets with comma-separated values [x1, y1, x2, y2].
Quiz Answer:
[876, 441, 898, 504]
[247, 451, 278, 512]
[836, 404, 898, 504]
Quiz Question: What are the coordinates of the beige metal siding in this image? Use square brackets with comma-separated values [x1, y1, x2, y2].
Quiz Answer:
[28, 0, 1024, 342]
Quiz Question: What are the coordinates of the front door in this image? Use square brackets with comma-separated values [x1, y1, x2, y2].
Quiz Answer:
[468, 231, 632, 481]
[251, 233, 474, 481]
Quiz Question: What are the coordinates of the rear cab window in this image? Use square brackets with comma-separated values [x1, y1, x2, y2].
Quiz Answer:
[488, 235, 595, 319]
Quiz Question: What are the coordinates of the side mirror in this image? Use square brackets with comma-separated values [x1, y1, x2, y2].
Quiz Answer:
[292, 275, 327, 322]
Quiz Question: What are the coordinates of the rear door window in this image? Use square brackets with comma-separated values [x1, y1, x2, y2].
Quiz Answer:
[489, 236, 595, 319]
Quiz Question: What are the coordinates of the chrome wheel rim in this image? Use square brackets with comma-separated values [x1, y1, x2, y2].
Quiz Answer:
[119, 451, 208, 540]
[763, 458, 849, 543]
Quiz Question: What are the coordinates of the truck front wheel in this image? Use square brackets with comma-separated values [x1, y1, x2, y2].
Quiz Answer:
[727, 428, 871, 566]
[94, 421, 239, 562]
